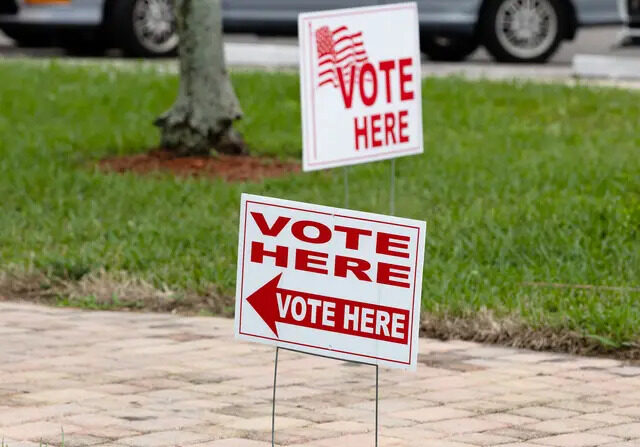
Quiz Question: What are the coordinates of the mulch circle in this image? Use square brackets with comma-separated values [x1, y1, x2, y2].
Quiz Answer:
[98, 149, 300, 182]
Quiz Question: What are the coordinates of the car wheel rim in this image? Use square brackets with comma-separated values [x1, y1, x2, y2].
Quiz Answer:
[133, 0, 178, 54]
[495, 0, 558, 59]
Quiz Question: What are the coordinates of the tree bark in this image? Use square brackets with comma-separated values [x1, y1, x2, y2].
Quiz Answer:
[155, 0, 246, 156]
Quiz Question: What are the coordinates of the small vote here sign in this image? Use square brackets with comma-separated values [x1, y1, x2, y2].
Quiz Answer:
[234, 194, 426, 370]
[299, 2, 423, 171]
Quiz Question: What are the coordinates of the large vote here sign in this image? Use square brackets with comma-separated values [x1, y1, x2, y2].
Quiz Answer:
[298, 3, 423, 171]
[234, 194, 426, 370]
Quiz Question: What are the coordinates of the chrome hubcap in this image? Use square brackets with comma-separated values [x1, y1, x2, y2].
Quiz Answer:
[496, 0, 558, 59]
[133, 0, 178, 54]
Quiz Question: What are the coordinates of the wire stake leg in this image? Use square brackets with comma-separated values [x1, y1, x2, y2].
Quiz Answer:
[344, 166, 349, 208]
[271, 347, 279, 447]
[390, 159, 396, 215]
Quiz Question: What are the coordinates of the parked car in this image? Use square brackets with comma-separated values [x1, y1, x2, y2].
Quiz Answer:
[619, 0, 640, 43]
[0, 0, 621, 63]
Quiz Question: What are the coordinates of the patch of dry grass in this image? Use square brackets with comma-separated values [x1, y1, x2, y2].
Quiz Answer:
[0, 270, 233, 316]
[2, 269, 638, 361]
[421, 310, 640, 361]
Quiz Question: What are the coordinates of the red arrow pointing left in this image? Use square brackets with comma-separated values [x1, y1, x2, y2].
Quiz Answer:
[246, 273, 283, 337]
[245, 273, 409, 344]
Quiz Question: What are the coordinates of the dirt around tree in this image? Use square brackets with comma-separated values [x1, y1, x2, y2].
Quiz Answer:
[98, 150, 299, 182]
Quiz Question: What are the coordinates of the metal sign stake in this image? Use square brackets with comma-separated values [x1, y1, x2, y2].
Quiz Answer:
[271, 347, 279, 447]
[344, 166, 350, 208]
[390, 159, 396, 215]
[271, 347, 379, 447]
[375, 364, 379, 447]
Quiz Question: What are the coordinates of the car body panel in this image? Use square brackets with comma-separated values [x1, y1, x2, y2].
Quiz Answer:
[221, 0, 378, 33]
[0, 0, 622, 34]
[576, 0, 622, 24]
[223, 0, 376, 21]
[220, 0, 479, 33]
[395, 0, 479, 28]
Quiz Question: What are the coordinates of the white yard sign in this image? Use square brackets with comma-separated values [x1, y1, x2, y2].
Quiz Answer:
[299, 3, 423, 171]
[234, 194, 426, 370]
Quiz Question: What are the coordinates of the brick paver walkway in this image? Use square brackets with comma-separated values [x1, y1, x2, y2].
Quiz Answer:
[1, 302, 640, 447]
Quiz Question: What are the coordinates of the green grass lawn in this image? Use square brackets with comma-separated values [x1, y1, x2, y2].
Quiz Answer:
[1, 61, 639, 351]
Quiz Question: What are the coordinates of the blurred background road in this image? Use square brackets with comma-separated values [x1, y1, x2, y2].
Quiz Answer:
[1, 26, 639, 82]
[2, 26, 639, 62]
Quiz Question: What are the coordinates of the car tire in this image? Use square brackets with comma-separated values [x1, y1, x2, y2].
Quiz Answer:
[59, 30, 107, 56]
[62, 41, 108, 57]
[481, 0, 566, 63]
[1, 27, 55, 47]
[110, 0, 178, 57]
[420, 34, 479, 61]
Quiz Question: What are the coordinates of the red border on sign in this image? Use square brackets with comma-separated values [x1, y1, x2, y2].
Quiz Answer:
[308, 146, 422, 168]
[301, 3, 420, 168]
[239, 199, 421, 366]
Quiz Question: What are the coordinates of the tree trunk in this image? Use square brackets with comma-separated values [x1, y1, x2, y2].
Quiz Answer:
[155, 0, 246, 156]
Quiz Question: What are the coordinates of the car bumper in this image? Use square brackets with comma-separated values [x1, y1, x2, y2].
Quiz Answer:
[0, 2, 101, 27]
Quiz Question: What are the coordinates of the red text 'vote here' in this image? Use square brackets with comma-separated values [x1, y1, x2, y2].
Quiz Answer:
[249, 211, 415, 290]
[246, 273, 409, 343]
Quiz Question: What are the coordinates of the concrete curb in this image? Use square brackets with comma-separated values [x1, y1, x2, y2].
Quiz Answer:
[573, 53, 640, 80]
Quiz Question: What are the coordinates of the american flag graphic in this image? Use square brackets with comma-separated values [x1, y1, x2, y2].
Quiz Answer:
[315, 25, 369, 88]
